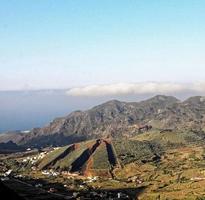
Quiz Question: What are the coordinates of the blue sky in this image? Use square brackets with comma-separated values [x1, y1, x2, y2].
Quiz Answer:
[1, 0, 205, 90]
[1, 0, 205, 132]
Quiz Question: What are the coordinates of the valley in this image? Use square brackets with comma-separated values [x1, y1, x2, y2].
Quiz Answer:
[1, 0, 205, 198]
[1, 130, 205, 199]
[1, 96, 205, 199]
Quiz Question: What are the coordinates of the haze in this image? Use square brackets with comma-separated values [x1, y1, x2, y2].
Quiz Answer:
[1, 0, 205, 132]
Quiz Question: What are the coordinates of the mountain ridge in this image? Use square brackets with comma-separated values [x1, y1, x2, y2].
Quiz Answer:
[1, 95, 205, 148]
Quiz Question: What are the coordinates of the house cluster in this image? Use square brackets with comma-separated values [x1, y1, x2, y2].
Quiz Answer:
[61, 172, 99, 183]
[190, 177, 205, 181]
[22, 151, 49, 165]
[61, 171, 80, 177]
[0, 169, 13, 181]
[22, 156, 36, 164]
[84, 176, 98, 183]
[48, 188, 130, 199]
[41, 169, 59, 177]
[0, 169, 12, 180]
[73, 190, 130, 199]
[127, 176, 143, 184]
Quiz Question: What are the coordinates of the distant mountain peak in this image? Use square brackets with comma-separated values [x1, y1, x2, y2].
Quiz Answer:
[1, 95, 205, 148]
[148, 95, 180, 102]
[184, 96, 205, 104]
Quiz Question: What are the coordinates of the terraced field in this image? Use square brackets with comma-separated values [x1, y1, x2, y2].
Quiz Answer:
[3, 130, 205, 199]
[37, 138, 162, 176]
[133, 130, 202, 146]
[113, 139, 162, 165]
[38, 145, 71, 170]
[38, 139, 115, 175]
[92, 141, 110, 169]
[53, 140, 94, 171]
[38, 130, 204, 178]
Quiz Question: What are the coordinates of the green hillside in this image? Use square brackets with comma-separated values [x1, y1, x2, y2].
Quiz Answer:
[37, 138, 163, 176]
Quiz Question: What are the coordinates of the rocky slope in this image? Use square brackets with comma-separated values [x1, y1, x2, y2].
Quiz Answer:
[1, 95, 205, 148]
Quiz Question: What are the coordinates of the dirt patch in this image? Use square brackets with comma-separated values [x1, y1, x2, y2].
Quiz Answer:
[83, 156, 94, 176]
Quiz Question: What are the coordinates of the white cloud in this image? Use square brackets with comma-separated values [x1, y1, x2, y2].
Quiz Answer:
[66, 82, 205, 97]
[192, 82, 205, 92]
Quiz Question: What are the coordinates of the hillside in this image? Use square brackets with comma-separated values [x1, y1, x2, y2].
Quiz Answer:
[3, 130, 205, 199]
[36, 138, 162, 178]
[35, 128, 205, 177]
[1, 95, 205, 148]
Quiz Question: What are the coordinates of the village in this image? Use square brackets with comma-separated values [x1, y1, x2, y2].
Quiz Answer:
[0, 148, 138, 199]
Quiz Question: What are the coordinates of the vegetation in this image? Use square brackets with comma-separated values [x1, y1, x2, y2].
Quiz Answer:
[52, 140, 93, 171]
[134, 130, 202, 146]
[38, 145, 70, 169]
[92, 142, 110, 169]
[2, 127, 205, 199]
[113, 139, 162, 165]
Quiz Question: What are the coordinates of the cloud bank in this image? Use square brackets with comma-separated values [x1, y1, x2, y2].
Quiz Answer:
[66, 82, 205, 97]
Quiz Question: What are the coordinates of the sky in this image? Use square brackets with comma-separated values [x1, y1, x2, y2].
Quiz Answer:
[1, 0, 205, 92]
[1, 0, 205, 132]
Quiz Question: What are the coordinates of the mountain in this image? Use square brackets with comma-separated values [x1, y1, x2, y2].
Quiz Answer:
[37, 138, 162, 177]
[1, 95, 205, 148]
